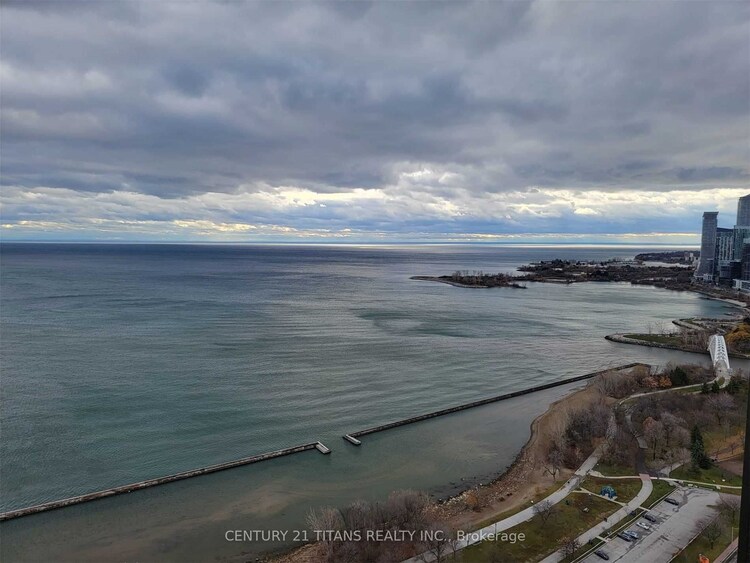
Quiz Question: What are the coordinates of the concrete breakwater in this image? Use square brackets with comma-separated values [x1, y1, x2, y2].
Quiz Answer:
[343, 363, 648, 444]
[672, 319, 705, 331]
[0, 441, 330, 522]
[606, 333, 706, 354]
[605, 333, 750, 359]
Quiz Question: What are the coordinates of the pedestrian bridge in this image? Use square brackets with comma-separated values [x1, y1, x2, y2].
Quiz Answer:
[708, 334, 731, 379]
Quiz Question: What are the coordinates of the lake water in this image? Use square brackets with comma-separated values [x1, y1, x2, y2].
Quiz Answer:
[0, 243, 739, 561]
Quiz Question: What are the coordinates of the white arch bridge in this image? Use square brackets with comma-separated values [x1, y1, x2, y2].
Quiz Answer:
[708, 334, 731, 380]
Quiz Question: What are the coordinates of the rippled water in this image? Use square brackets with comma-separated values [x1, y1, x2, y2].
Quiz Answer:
[0, 243, 739, 561]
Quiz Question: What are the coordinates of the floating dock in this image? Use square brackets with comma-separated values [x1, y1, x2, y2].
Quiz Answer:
[343, 363, 648, 443]
[0, 441, 329, 522]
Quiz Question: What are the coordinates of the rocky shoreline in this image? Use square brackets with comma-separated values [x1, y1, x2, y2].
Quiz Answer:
[410, 275, 526, 289]
[605, 333, 750, 360]
[413, 259, 750, 308]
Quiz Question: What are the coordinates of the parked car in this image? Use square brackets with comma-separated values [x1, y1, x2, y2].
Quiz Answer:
[624, 531, 640, 540]
[617, 532, 633, 542]
[594, 550, 610, 560]
[664, 498, 680, 506]
[642, 513, 658, 523]
[637, 522, 651, 531]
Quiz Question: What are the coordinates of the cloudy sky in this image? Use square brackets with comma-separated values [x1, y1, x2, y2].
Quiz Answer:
[1, 1, 749, 243]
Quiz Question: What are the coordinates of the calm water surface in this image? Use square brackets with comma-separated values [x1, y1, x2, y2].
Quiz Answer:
[0, 244, 739, 561]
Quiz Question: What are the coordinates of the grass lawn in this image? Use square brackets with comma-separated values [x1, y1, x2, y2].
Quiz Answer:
[593, 461, 637, 477]
[665, 384, 703, 395]
[643, 479, 676, 508]
[670, 463, 743, 489]
[579, 476, 643, 503]
[623, 333, 683, 345]
[458, 494, 618, 563]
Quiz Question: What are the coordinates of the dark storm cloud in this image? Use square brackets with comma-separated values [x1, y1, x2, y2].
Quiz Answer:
[1, 0, 748, 240]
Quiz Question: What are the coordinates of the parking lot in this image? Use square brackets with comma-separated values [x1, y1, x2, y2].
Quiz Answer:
[579, 487, 720, 563]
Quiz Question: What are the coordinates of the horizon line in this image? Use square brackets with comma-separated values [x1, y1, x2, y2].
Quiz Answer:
[0, 240, 701, 248]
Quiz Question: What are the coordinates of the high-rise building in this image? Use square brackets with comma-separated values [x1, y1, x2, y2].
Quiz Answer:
[742, 242, 750, 281]
[737, 194, 750, 227]
[696, 211, 718, 279]
[716, 228, 734, 261]
[733, 227, 750, 260]
[716, 228, 735, 280]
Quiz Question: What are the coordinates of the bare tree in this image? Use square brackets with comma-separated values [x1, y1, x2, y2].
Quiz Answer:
[643, 417, 666, 461]
[717, 494, 741, 526]
[697, 518, 724, 549]
[661, 413, 687, 450]
[445, 528, 461, 562]
[310, 490, 432, 563]
[706, 394, 735, 428]
[542, 448, 564, 482]
[594, 370, 639, 399]
[419, 524, 452, 563]
[533, 499, 557, 525]
[663, 446, 689, 467]
[559, 536, 580, 558]
[385, 489, 430, 530]
[307, 506, 344, 561]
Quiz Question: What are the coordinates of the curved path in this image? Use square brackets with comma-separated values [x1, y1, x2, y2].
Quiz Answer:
[403, 350, 730, 563]
[402, 418, 614, 563]
[539, 474, 653, 563]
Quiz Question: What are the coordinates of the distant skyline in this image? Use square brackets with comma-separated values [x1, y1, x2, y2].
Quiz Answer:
[1, 1, 748, 243]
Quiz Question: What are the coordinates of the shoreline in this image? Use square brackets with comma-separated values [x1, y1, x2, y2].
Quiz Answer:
[272, 379, 610, 563]
[271, 274, 746, 563]
[605, 333, 750, 360]
[693, 291, 749, 310]
[412, 270, 750, 309]
[409, 275, 526, 289]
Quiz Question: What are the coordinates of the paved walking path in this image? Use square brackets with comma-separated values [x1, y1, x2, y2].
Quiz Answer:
[402, 420, 612, 563]
[660, 477, 741, 490]
[539, 474, 653, 563]
[402, 360, 730, 563]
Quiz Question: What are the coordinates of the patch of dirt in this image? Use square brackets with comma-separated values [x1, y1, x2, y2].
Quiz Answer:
[436, 384, 605, 530]
[717, 455, 744, 477]
[265, 542, 325, 563]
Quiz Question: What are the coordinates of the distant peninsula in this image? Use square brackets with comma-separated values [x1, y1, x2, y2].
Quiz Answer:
[633, 250, 698, 264]
[410, 272, 526, 289]
[412, 258, 749, 306]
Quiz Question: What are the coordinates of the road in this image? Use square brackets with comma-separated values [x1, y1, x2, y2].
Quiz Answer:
[577, 487, 720, 563]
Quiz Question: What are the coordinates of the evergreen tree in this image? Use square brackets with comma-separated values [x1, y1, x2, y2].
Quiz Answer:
[670, 366, 689, 386]
[711, 380, 721, 393]
[701, 382, 710, 394]
[690, 425, 712, 470]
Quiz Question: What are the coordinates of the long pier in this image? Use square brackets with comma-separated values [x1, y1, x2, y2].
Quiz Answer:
[343, 363, 649, 444]
[0, 441, 330, 522]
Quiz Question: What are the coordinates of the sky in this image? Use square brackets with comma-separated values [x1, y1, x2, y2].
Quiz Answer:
[1, 1, 749, 244]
